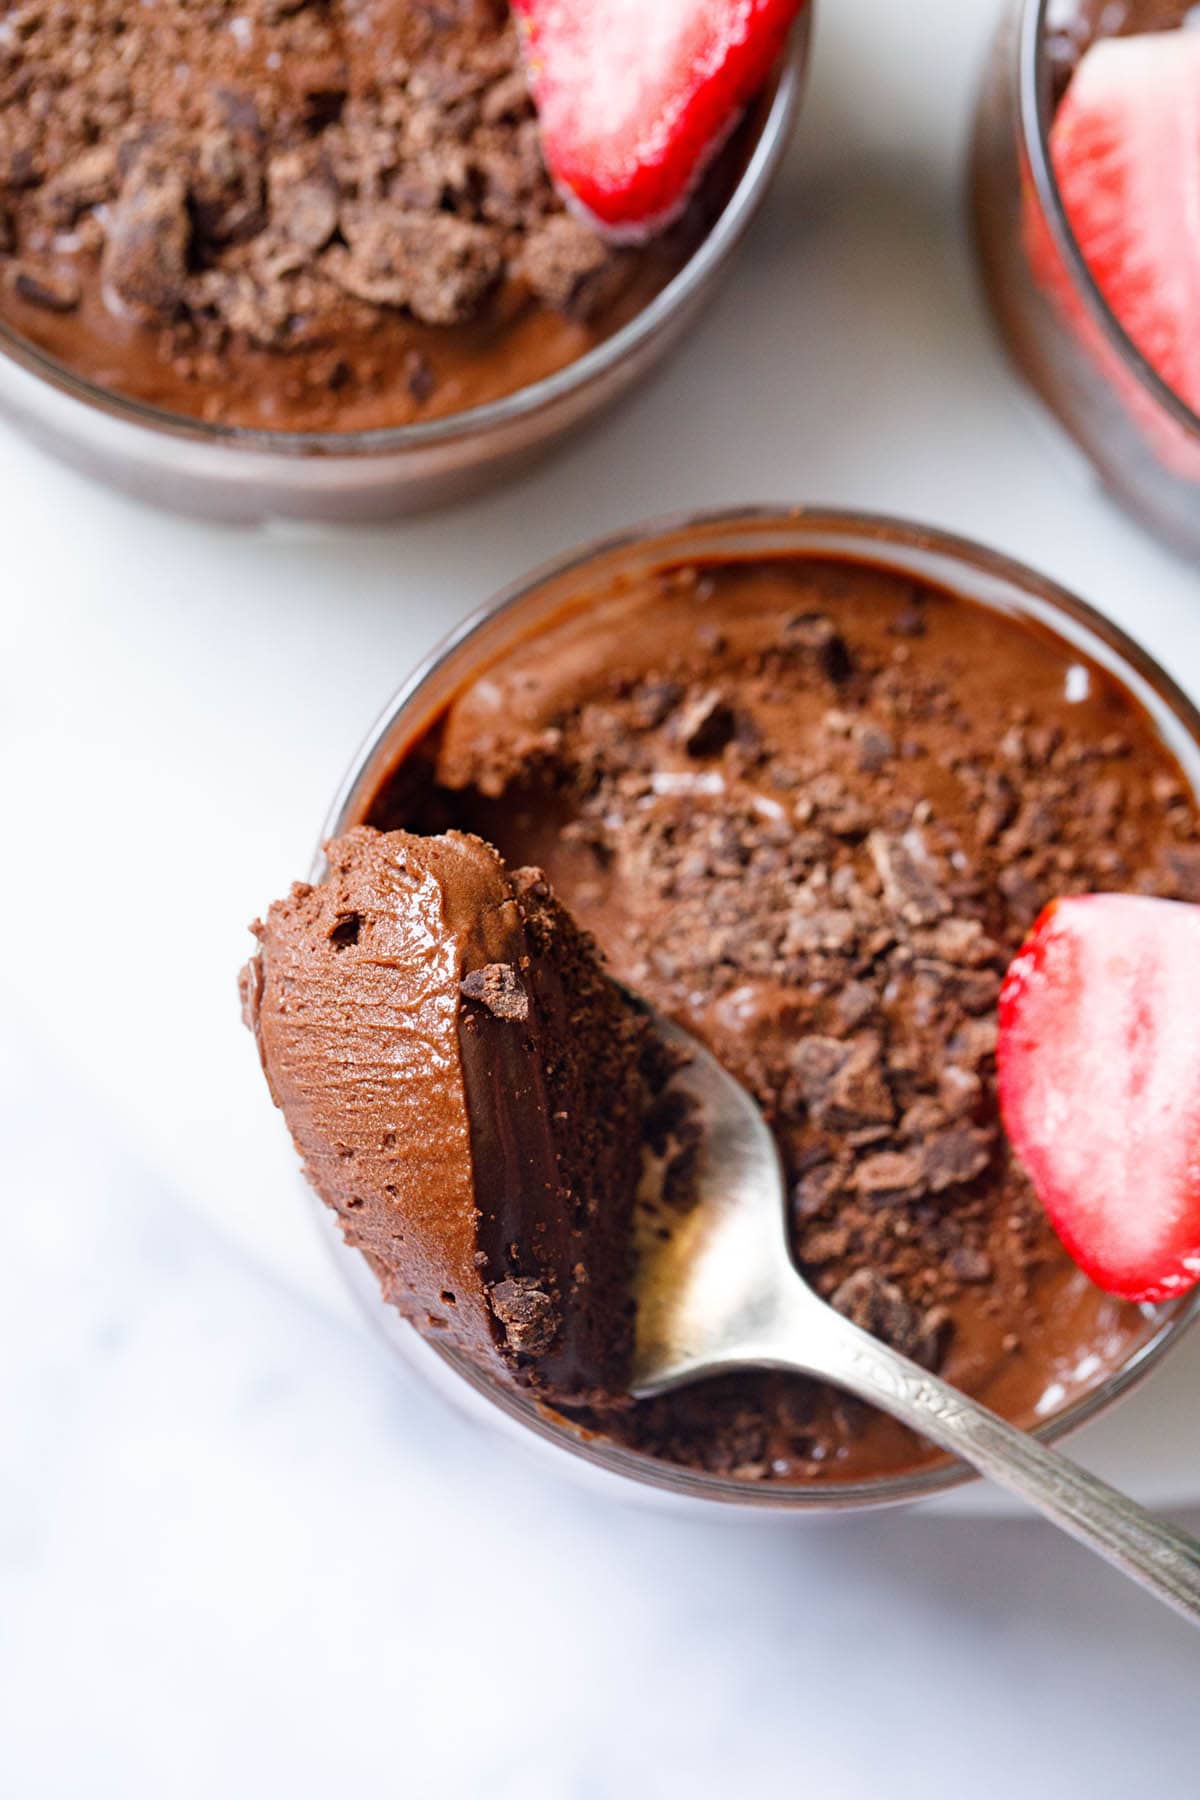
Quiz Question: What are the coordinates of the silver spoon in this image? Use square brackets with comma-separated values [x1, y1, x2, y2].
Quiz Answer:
[632, 1010, 1200, 1627]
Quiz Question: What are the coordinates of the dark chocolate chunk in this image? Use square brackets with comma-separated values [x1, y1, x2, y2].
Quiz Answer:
[854, 1148, 927, 1206]
[784, 613, 854, 682]
[333, 210, 503, 326]
[869, 830, 949, 927]
[268, 149, 339, 252]
[404, 350, 437, 405]
[11, 264, 80, 312]
[461, 962, 530, 1022]
[855, 722, 895, 773]
[42, 146, 118, 225]
[830, 1269, 941, 1367]
[672, 689, 737, 758]
[922, 1125, 993, 1194]
[948, 1246, 994, 1284]
[518, 214, 628, 319]
[790, 1034, 895, 1130]
[101, 159, 190, 323]
[489, 1277, 559, 1356]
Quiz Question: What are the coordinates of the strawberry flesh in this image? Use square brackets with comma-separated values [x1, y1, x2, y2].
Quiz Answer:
[1050, 30, 1200, 416]
[998, 894, 1200, 1303]
[513, 0, 804, 239]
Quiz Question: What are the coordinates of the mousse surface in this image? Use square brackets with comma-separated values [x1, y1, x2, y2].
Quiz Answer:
[0, 0, 748, 431]
[243, 827, 662, 1401]
[362, 549, 1200, 1483]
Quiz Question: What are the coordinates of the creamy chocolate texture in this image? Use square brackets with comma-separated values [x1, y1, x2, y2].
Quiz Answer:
[361, 552, 1200, 1483]
[243, 827, 661, 1401]
[0, 0, 753, 432]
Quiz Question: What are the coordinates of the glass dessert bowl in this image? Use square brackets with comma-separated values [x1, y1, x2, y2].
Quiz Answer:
[294, 507, 1200, 1513]
[0, 7, 809, 526]
[971, 0, 1200, 558]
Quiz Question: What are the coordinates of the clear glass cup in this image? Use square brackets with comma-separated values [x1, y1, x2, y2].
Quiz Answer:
[311, 507, 1200, 1515]
[0, 23, 809, 528]
[971, 0, 1200, 558]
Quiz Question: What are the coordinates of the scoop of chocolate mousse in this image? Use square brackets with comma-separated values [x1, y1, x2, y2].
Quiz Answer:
[241, 826, 662, 1403]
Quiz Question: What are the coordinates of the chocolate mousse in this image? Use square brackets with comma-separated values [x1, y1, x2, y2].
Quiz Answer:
[242, 826, 670, 1401]
[353, 550, 1200, 1483]
[0, 1, 757, 432]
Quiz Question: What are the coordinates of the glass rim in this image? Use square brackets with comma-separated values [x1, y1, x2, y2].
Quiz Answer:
[0, 22, 808, 460]
[320, 504, 1200, 1512]
[1019, 0, 1200, 443]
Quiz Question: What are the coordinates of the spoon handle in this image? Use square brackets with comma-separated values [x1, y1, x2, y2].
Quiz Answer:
[800, 1301, 1200, 1627]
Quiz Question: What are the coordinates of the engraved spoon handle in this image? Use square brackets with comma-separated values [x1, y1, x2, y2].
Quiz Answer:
[774, 1291, 1200, 1627]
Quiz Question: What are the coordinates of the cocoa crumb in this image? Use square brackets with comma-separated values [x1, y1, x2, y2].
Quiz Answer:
[11, 265, 80, 313]
[948, 1246, 994, 1284]
[835, 980, 879, 1033]
[922, 1125, 993, 1194]
[854, 722, 895, 773]
[518, 214, 628, 319]
[854, 1148, 927, 1206]
[830, 1270, 949, 1371]
[489, 1277, 558, 1356]
[791, 1160, 842, 1222]
[672, 689, 737, 758]
[460, 962, 530, 1022]
[332, 209, 503, 326]
[269, 151, 339, 252]
[891, 605, 927, 638]
[43, 146, 119, 225]
[869, 830, 949, 927]
[101, 158, 190, 323]
[790, 1034, 895, 1130]
[784, 613, 854, 683]
[404, 350, 436, 405]
[803, 1225, 852, 1265]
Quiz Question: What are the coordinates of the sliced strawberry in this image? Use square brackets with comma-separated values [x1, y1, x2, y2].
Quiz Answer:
[998, 894, 1200, 1304]
[1049, 30, 1200, 417]
[513, 0, 804, 239]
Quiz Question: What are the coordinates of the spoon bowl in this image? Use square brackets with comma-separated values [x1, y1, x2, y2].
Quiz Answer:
[632, 1012, 799, 1396]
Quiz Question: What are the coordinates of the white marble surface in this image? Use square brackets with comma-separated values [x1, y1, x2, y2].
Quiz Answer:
[3, 0, 1200, 1788]
[5, 1002, 1200, 1797]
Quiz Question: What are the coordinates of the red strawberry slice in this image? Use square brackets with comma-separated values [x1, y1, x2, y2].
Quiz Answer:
[1049, 30, 1200, 418]
[512, 0, 804, 239]
[998, 894, 1200, 1304]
